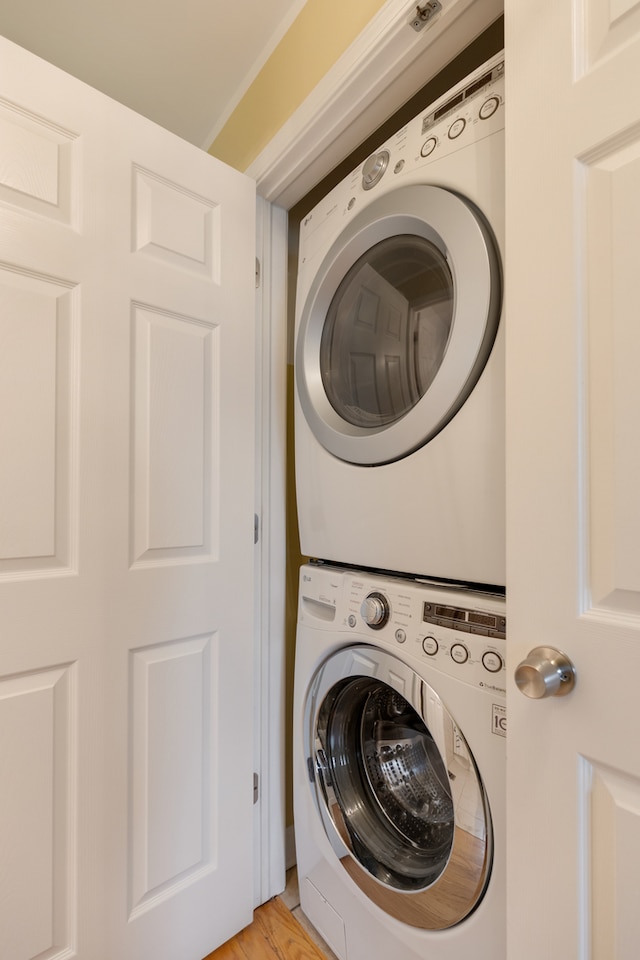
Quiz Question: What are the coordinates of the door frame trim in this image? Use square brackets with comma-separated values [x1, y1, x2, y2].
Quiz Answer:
[254, 197, 288, 905]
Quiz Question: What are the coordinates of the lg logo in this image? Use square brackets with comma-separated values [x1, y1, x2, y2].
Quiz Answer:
[492, 704, 507, 738]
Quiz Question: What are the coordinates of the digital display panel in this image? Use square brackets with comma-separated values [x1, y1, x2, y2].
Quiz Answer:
[465, 71, 493, 100]
[434, 92, 464, 122]
[468, 611, 497, 628]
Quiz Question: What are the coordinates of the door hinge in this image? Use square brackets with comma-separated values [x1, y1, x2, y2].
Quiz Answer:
[254, 513, 260, 544]
[253, 772, 259, 804]
[409, 1, 441, 32]
[307, 756, 315, 783]
[255, 257, 261, 288]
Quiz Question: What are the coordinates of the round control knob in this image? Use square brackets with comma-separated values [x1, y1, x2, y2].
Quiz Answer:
[422, 636, 438, 656]
[479, 96, 500, 120]
[420, 137, 437, 158]
[482, 650, 503, 673]
[362, 150, 390, 190]
[448, 117, 466, 139]
[515, 646, 576, 699]
[360, 592, 389, 629]
[450, 643, 469, 664]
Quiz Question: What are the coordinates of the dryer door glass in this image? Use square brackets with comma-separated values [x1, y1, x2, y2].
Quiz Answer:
[295, 184, 502, 465]
[320, 235, 453, 428]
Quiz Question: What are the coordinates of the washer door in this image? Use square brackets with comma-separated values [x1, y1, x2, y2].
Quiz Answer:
[306, 644, 493, 929]
[296, 184, 502, 465]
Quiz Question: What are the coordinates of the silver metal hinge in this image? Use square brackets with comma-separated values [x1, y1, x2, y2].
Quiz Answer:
[255, 257, 261, 288]
[254, 513, 259, 544]
[307, 757, 315, 783]
[253, 772, 259, 804]
[409, 1, 441, 32]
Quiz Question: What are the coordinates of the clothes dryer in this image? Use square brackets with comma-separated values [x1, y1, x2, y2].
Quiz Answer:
[294, 54, 505, 587]
[293, 562, 506, 960]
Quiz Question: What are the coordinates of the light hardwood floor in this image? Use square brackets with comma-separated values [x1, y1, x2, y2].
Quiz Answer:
[203, 869, 338, 960]
[203, 896, 328, 960]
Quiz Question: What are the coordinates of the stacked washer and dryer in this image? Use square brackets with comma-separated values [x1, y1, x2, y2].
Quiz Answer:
[292, 53, 507, 960]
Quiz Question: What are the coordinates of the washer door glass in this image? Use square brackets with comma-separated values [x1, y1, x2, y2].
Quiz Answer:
[296, 184, 502, 465]
[307, 645, 493, 929]
[320, 235, 453, 429]
[318, 676, 455, 889]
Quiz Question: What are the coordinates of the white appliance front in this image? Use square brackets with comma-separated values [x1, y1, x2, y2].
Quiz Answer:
[293, 563, 506, 960]
[294, 54, 505, 587]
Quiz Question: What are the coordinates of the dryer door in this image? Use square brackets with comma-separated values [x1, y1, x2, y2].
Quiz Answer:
[295, 184, 501, 465]
[306, 644, 492, 929]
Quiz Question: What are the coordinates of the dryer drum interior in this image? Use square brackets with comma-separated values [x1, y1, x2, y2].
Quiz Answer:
[320, 234, 454, 430]
[308, 647, 494, 929]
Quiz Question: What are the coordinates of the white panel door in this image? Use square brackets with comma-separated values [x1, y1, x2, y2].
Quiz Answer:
[506, 2, 640, 957]
[0, 36, 256, 960]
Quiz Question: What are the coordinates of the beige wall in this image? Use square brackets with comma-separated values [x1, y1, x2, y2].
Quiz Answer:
[208, 0, 387, 171]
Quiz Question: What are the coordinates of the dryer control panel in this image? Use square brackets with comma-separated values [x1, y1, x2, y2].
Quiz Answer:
[297, 52, 505, 283]
[299, 563, 507, 696]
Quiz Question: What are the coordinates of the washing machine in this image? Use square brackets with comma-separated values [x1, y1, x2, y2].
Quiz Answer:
[293, 562, 506, 960]
[294, 54, 505, 587]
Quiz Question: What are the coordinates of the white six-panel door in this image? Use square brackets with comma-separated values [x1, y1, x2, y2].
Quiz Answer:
[0, 37, 256, 960]
[506, 1, 640, 956]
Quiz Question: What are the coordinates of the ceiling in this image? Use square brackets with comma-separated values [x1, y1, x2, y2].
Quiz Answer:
[0, 0, 307, 149]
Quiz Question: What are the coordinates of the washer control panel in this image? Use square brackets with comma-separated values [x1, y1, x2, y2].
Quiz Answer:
[352, 576, 506, 694]
[299, 563, 506, 695]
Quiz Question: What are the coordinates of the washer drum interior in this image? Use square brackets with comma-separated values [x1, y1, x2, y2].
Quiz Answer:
[306, 645, 493, 929]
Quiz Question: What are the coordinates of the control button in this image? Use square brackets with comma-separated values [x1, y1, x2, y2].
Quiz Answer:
[422, 636, 438, 656]
[347, 614, 357, 628]
[450, 643, 469, 664]
[448, 118, 466, 140]
[347, 197, 356, 210]
[420, 137, 437, 158]
[482, 650, 504, 673]
[362, 150, 390, 190]
[393, 160, 405, 174]
[479, 96, 500, 120]
[395, 629, 406, 644]
[360, 592, 390, 629]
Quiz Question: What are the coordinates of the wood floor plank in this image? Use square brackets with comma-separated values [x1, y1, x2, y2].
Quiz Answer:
[203, 937, 248, 960]
[254, 896, 328, 960]
[204, 897, 328, 960]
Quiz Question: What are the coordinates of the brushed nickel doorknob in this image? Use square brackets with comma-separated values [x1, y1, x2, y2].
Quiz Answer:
[514, 646, 576, 699]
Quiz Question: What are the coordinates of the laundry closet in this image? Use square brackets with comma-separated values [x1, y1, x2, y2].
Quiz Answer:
[287, 25, 506, 959]
[1, 1, 640, 959]
[281, 4, 640, 958]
